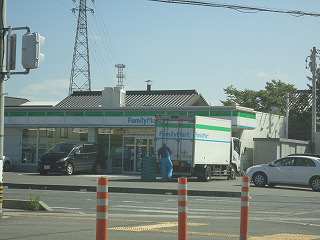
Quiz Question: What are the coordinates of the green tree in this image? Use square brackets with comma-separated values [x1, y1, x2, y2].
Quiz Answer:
[221, 78, 319, 141]
[221, 80, 297, 115]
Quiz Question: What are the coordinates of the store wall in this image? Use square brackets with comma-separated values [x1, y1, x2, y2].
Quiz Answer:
[254, 138, 309, 166]
[235, 112, 285, 170]
[4, 127, 21, 165]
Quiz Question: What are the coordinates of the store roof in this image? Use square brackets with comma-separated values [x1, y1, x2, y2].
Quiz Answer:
[4, 96, 29, 107]
[54, 89, 209, 108]
[21, 100, 60, 107]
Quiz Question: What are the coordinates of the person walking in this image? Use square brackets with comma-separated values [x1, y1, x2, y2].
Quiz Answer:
[158, 143, 173, 181]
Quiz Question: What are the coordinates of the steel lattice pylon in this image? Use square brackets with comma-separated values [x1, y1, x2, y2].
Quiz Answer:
[69, 0, 94, 95]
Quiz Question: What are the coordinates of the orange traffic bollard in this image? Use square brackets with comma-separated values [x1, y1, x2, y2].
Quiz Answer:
[178, 177, 188, 240]
[96, 177, 108, 240]
[240, 176, 250, 240]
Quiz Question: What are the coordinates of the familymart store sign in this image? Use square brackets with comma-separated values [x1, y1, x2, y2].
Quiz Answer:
[4, 110, 256, 129]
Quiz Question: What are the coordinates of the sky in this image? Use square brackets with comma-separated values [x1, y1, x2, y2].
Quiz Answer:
[5, 0, 320, 105]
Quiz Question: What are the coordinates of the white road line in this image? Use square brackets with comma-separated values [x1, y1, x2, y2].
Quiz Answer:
[112, 204, 294, 215]
[50, 207, 81, 210]
[275, 220, 320, 227]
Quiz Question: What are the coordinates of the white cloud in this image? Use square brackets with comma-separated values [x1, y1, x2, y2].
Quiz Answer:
[21, 79, 69, 101]
[248, 70, 288, 80]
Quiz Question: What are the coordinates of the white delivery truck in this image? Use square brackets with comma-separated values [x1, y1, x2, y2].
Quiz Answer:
[155, 115, 241, 181]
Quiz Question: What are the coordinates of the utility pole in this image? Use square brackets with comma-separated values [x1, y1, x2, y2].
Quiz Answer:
[0, 0, 6, 218]
[306, 47, 318, 153]
[0, 0, 44, 218]
[285, 93, 289, 139]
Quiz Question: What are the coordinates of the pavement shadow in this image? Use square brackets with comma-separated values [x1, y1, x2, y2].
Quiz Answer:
[107, 177, 236, 183]
[250, 184, 313, 192]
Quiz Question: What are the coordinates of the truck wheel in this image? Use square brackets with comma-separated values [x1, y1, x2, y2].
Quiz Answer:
[228, 165, 236, 180]
[204, 166, 212, 182]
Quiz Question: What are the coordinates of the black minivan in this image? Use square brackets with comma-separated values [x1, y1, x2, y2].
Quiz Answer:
[37, 142, 105, 175]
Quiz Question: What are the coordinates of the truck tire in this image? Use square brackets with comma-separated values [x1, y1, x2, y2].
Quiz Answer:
[204, 166, 212, 182]
[228, 165, 236, 180]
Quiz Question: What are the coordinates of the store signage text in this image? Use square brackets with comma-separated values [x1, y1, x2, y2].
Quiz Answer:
[127, 117, 155, 125]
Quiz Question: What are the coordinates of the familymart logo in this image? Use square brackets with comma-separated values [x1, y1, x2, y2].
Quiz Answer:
[128, 117, 155, 125]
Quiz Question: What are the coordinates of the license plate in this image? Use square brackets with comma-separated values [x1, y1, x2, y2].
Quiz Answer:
[44, 165, 50, 170]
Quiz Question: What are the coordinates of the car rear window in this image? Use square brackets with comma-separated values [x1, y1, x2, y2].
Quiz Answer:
[84, 144, 95, 153]
[295, 158, 316, 167]
[48, 143, 75, 153]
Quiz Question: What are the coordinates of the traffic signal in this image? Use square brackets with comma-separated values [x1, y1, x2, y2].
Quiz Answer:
[21, 32, 45, 69]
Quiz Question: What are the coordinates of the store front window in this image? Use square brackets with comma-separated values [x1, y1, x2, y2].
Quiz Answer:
[21, 128, 88, 164]
[123, 137, 135, 172]
[22, 129, 37, 164]
[110, 134, 123, 169]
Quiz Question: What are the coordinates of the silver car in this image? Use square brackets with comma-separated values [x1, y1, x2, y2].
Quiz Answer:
[246, 155, 320, 191]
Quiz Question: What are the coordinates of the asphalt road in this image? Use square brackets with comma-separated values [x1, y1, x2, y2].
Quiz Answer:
[2, 189, 320, 240]
[3, 172, 319, 198]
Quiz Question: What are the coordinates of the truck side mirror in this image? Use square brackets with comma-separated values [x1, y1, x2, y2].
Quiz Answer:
[74, 149, 80, 155]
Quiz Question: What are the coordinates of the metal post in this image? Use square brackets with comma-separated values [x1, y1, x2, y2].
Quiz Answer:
[311, 47, 317, 153]
[178, 177, 188, 240]
[96, 177, 108, 240]
[0, 0, 6, 218]
[285, 93, 290, 139]
[240, 176, 250, 240]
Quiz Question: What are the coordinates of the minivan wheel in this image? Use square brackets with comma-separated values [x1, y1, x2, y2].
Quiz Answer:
[94, 163, 102, 174]
[253, 172, 267, 187]
[310, 177, 320, 191]
[66, 163, 74, 175]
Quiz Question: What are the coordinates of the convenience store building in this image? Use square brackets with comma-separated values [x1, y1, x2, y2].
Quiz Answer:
[4, 87, 285, 173]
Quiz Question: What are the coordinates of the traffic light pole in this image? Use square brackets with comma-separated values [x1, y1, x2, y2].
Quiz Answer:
[0, 0, 6, 218]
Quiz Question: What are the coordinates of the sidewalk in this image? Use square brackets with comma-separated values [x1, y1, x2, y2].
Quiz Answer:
[3, 172, 242, 198]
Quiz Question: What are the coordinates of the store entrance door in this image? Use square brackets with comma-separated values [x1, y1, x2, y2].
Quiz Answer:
[123, 136, 155, 173]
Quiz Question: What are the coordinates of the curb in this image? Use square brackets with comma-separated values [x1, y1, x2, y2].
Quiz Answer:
[3, 199, 53, 212]
[4, 183, 241, 198]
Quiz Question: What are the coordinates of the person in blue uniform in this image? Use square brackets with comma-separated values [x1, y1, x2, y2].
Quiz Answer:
[158, 143, 173, 181]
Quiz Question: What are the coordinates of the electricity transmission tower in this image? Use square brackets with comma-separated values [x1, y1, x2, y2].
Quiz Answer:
[69, 0, 94, 95]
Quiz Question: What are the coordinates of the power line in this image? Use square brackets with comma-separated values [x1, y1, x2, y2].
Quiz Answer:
[93, 0, 120, 64]
[92, 14, 118, 77]
[88, 27, 117, 84]
[54, 0, 72, 10]
[149, 0, 320, 17]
